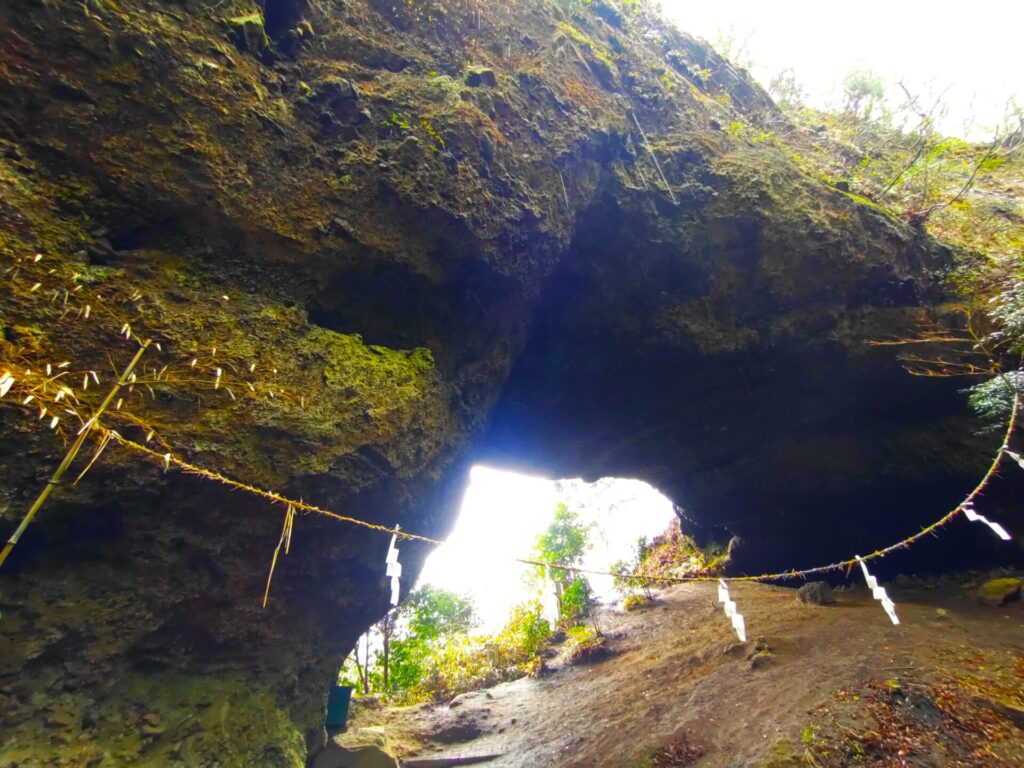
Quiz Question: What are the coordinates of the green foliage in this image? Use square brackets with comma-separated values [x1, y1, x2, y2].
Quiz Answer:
[387, 112, 412, 131]
[987, 280, 1024, 357]
[337, 655, 362, 689]
[768, 68, 805, 110]
[563, 624, 604, 663]
[385, 586, 477, 693]
[412, 633, 495, 702]
[842, 69, 886, 121]
[350, 594, 552, 705]
[404, 600, 552, 703]
[404, 585, 478, 641]
[496, 600, 553, 661]
[348, 586, 479, 698]
[635, 519, 728, 580]
[968, 372, 1023, 425]
[533, 502, 594, 627]
[533, 502, 591, 582]
[712, 25, 754, 71]
[612, 536, 655, 600]
[622, 593, 649, 611]
[560, 577, 593, 624]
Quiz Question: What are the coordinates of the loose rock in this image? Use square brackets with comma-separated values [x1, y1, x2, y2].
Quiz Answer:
[797, 581, 835, 605]
[978, 578, 1021, 606]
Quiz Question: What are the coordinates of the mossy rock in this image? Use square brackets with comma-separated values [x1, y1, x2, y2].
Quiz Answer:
[760, 738, 804, 767]
[228, 11, 269, 54]
[622, 594, 650, 611]
[978, 577, 1022, 606]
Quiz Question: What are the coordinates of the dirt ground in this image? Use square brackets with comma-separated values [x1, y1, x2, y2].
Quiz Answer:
[348, 576, 1024, 767]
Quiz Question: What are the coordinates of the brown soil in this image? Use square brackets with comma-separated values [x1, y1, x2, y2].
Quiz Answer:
[348, 578, 1024, 767]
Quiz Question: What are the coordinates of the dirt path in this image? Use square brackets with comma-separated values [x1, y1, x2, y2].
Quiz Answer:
[349, 578, 1024, 767]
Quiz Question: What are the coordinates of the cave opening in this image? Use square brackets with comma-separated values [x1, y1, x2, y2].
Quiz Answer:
[416, 465, 677, 631]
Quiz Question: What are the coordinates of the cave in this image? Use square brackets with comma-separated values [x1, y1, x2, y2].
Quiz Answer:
[474, 188, 1013, 577]
[0, 0, 1021, 765]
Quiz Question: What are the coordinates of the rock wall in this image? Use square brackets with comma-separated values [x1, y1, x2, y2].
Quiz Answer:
[0, 0, 1004, 764]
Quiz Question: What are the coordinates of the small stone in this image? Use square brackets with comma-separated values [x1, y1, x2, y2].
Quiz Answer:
[314, 77, 359, 104]
[47, 709, 77, 729]
[749, 650, 774, 670]
[797, 581, 835, 605]
[978, 577, 1021, 606]
[465, 66, 497, 88]
[142, 713, 160, 725]
[934, 608, 949, 620]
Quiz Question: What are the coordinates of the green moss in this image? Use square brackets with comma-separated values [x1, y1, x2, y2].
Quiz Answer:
[301, 327, 436, 396]
[622, 594, 649, 611]
[760, 737, 804, 767]
[228, 11, 269, 54]
[0, 158, 90, 259]
[555, 21, 616, 70]
[0, 667, 307, 766]
[978, 578, 1021, 606]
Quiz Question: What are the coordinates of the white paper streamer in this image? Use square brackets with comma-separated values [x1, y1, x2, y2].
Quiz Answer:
[386, 526, 401, 606]
[717, 579, 746, 642]
[856, 556, 899, 625]
[961, 501, 1011, 541]
[540, 566, 560, 628]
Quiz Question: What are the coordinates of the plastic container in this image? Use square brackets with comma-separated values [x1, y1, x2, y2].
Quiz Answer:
[326, 685, 353, 730]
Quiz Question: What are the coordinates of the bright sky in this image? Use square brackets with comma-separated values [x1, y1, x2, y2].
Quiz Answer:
[418, 467, 675, 632]
[662, 0, 1023, 139]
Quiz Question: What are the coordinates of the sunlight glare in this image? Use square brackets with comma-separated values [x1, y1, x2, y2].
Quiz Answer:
[662, 0, 1023, 139]
[417, 466, 676, 631]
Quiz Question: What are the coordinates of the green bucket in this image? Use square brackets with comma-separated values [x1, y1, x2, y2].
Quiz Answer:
[326, 685, 353, 730]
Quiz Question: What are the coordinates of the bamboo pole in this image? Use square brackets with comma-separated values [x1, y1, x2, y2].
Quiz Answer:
[630, 110, 677, 204]
[0, 339, 151, 568]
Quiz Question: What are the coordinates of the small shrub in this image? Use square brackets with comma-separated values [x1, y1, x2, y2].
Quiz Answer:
[560, 577, 593, 625]
[563, 624, 605, 664]
[612, 536, 656, 600]
[622, 594, 649, 611]
[638, 519, 728, 581]
[407, 600, 553, 702]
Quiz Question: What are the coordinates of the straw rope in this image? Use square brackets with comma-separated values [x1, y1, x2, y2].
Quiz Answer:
[97, 392, 1019, 585]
